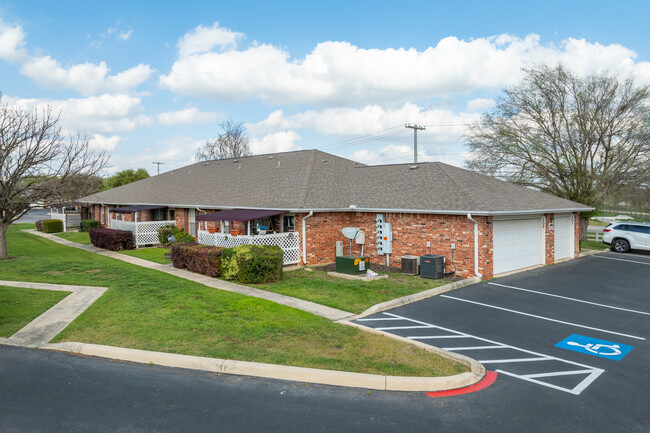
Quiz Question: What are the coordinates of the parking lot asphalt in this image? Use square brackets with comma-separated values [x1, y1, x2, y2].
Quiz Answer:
[355, 251, 649, 432]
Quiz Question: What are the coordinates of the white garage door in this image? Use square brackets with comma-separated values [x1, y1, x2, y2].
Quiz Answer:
[493, 217, 543, 275]
[554, 214, 574, 260]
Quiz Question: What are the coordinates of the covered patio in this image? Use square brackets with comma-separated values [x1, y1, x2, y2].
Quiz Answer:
[109, 205, 175, 247]
[196, 209, 300, 265]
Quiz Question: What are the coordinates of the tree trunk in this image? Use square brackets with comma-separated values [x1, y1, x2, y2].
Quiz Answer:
[579, 216, 589, 242]
[0, 223, 8, 259]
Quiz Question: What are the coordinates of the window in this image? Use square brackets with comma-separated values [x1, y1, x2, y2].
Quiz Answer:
[152, 208, 166, 222]
[283, 215, 295, 232]
[168, 209, 175, 221]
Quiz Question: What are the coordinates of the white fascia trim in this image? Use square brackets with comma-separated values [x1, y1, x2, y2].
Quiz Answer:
[78, 202, 594, 215]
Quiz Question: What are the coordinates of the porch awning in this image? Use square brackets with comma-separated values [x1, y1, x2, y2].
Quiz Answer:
[196, 209, 288, 223]
[109, 205, 167, 214]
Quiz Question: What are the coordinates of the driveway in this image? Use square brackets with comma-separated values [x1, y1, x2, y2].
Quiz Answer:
[355, 251, 649, 432]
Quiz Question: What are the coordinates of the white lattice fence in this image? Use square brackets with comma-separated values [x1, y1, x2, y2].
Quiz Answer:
[198, 231, 300, 265]
[50, 210, 81, 232]
[109, 219, 175, 247]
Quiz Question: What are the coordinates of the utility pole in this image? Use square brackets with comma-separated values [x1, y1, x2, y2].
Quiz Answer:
[405, 124, 426, 163]
[152, 161, 164, 175]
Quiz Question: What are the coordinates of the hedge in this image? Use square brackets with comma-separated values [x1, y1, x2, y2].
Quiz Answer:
[35, 219, 46, 231]
[80, 219, 101, 232]
[221, 244, 283, 283]
[42, 219, 64, 233]
[171, 243, 224, 277]
[158, 225, 195, 246]
[89, 228, 135, 251]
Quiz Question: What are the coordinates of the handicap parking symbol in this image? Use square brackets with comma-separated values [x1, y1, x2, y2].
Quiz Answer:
[555, 334, 633, 361]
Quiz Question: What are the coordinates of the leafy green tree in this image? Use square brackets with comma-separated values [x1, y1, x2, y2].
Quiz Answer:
[105, 168, 150, 189]
[465, 64, 650, 240]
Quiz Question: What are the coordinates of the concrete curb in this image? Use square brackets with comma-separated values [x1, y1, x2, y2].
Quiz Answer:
[349, 277, 481, 320]
[579, 249, 608, 258]
[42, 342, 483, 392]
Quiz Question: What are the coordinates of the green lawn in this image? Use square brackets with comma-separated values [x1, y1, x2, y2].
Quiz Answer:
[581, 240, 608, 251]
[119, 247, 171, 265]
[0, 223, 466, 377]
[588, 220, 609, 227]
[257, 269, 454, 314]
[0, 285, 70, 337]
[54, 231, 91, 244]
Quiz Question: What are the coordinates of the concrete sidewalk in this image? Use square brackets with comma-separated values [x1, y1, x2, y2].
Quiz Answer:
[25, 230, 353, 321]
[0, 280, 106, 347]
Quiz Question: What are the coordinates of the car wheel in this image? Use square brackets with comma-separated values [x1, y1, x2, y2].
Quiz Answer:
[612, 239, 630, 253]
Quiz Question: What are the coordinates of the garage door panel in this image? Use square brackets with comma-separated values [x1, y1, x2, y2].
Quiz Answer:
[554, 215, 574, 260]
[494, 218, 542, 274]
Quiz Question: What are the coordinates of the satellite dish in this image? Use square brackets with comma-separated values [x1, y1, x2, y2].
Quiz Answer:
[342, 227, 359, 240]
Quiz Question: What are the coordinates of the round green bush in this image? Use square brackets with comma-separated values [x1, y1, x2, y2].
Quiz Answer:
[221, 244, 283, 283]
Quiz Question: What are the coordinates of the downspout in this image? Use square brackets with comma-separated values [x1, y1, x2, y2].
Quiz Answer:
[467, 213, 483, 278]
[302, 211, 314, 265]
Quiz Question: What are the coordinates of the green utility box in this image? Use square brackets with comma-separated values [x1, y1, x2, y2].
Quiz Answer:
[335, 255, 370, 275]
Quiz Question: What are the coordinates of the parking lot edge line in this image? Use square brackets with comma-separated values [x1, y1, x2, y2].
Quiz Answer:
[440, 295, 646, 341]
[592, 255, 650, 266]
[522, 369, 595, 379]
[495, 370, 585, 395]
[487, 282, 650, 316]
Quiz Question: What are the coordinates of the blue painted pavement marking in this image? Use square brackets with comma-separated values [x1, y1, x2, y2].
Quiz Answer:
[556, 334, 634, 361]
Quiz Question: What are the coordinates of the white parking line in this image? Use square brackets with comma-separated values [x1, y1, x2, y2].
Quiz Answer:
[359, 312, 605, 395]
[440, 295, 646, 341]
[487, 282, 650, 316]
[593, 255, 650, 266]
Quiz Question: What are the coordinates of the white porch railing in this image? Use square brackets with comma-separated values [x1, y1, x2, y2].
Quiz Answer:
[197, 230, 300, 265]
[50, 209, 81, 232]
[110, 219, 175, 247]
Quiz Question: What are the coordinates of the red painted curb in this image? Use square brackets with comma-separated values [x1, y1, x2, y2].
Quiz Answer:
[426, 371, 497, 398]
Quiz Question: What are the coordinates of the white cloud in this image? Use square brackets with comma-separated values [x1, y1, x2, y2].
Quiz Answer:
[20, 57, 154, 95]
[177, 22, 243, 58]
[0, 18, 27, 63]
[466, 98, 496, 112]
[157, 107, 219, 125]
[119, 29, 133, 41]
[6, 93, 149, 135]
[89, 134, 126, 151]
[161, 33, 650, 105]
[250, 130, 301, 155]
[248, 103, 480, 142]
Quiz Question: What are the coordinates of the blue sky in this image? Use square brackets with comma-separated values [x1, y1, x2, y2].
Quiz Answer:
[1, 0, 648, 174]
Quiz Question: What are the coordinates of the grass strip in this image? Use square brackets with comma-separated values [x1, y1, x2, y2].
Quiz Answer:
[580, 240, 608, 251]
[54, 231, 92, 245]
[0, 285, 70, 337]
[257, 268, 453, 314]
[118, 247, 171, 265]
[3, 224, 467, 377]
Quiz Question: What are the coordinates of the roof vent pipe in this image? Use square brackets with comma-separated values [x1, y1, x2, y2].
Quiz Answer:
[302, 211, 314, 265]
[467, 213, 483, 278]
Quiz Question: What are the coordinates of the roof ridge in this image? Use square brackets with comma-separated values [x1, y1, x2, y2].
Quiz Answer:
[297, 150, 318, 208]
[434, 162, 481, 211]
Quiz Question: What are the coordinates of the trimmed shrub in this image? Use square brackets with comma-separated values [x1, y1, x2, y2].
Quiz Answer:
[42, 219, 64, 233]
[171, 243, 224, 277]
[158, 225, 194, 246]
[221, 244, 283, 283]
[158, 225, 175, 245]
[89, 228, 135, 251]
[35, 219, 46, 231]
[80, 219, 100, 232]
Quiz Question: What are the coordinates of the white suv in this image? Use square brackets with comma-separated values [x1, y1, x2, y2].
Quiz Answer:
[602, 222, 650, 253]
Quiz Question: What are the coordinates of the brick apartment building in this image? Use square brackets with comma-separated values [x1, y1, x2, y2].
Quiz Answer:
[78, 150, 591, 279]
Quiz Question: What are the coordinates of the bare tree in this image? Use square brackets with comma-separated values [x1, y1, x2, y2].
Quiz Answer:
[465, 64, 650, 240]
[195, 119, 252, 161]
[0, 97, 108, 258]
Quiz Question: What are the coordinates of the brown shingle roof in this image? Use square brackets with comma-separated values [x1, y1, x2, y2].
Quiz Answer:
[79, 150, 592, 214]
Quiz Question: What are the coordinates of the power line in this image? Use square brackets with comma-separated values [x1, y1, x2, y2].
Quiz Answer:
[152, 161, 164, 175]
[405, 123, 426, 163]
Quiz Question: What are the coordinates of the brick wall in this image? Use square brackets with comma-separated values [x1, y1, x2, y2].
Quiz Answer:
[297, 211, 490, 279]
[544, 213, 555, 265]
